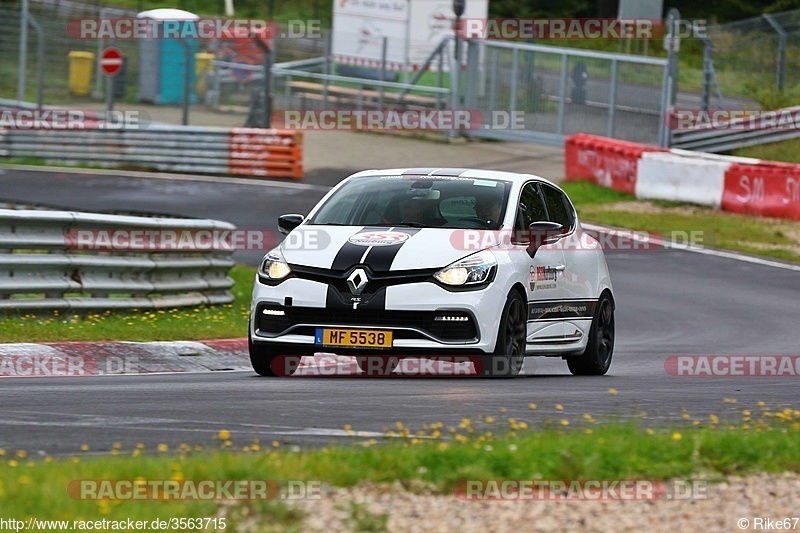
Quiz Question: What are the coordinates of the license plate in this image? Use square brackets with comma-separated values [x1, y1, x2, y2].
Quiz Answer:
[315, 328, 393, 348]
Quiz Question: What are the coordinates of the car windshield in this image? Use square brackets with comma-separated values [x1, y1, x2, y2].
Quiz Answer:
[309, 175, 511, 229]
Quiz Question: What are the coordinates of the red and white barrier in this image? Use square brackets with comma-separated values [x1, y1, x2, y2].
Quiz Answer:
[565, 134, 800, 221]
[564, 133, 666, 195]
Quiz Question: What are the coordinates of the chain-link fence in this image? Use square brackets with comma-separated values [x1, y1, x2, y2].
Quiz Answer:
[708, 9, 800, 99]
[0, 0, 327, 124]
[464, 40, 668, 145]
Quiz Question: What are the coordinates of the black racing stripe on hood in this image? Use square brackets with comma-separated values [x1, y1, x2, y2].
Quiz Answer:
[329, 226, 382, 271]
[361, 227, 421, 272]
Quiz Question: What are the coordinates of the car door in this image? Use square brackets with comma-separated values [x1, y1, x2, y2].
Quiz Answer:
[540, 183, 594, 342]
[514, 182, 567, 346]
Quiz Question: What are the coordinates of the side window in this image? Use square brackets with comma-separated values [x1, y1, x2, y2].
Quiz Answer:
[515, 183, 548, 231]
[541, 184, 575, 232]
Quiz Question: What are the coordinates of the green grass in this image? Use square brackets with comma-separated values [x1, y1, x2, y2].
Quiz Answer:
[0, 265, 255, 343]
[2, 413, 799, 523]
[561, 181, 800, 263]
[733, 137, 800, 164]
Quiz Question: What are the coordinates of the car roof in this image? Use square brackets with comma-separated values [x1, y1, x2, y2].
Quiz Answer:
[346, 168, 557, 187]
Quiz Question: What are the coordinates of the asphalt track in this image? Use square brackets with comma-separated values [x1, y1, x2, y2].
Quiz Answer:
[1, 166, 799, 456]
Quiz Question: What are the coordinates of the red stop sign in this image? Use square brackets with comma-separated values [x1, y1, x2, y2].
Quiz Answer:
[100, 47, 123, 77]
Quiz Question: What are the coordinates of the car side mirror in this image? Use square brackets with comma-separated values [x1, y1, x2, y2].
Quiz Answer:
[526, 221, 563, 255]
[278, 214, 304, 235]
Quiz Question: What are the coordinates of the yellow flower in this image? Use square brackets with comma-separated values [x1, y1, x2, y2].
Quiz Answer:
[607, 388, 618, 395]
[485, 416, 495, 423]
[646, 428, 655, 435]
[671, 432, 682, 441]
[81, 444, 89, 452]
[528, 403, 537, 410]
[459, 418, 471, 428]
[157, 444, 168, 453]
[560, 420, 569, 426]
[555, 404, 564, 411]
[218, 429, 231, 440]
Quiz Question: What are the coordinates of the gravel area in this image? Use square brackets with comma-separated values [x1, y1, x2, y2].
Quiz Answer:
[263, 473, 800, 532]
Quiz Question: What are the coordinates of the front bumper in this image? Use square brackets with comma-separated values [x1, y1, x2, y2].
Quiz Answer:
[250, 276, 505, 354]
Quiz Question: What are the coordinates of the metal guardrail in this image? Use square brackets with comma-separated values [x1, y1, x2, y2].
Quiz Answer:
[0, 124, 304, 179]
[669, 106, 800, 152]
[0, 209, 236, 310]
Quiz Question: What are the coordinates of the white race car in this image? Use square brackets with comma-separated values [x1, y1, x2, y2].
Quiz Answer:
[249, 168, 615, 377]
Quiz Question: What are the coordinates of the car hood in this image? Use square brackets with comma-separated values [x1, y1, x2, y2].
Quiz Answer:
[280, 225, 481, 271]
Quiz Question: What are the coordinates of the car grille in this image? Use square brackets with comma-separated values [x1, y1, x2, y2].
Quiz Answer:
[290, 265, 438, 295]
[256, 305, 478, 343]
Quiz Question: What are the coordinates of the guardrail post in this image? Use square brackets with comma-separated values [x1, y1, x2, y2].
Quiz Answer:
[607, 59, 618, 138]
[26, 15, 44, 111]
[179, 39, 191, 126]
[556, 53, 568, 136]
[763, 14, 786, 92]
[17, 0, 28, 102]
[379, 36, 387, 112]
[254, 37, 273, 128]
[322, 31, 331, 109]
[509, 47, 518, 119]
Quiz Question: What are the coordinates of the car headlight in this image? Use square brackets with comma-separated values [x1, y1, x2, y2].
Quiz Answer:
[260, 248, 292, 280]
[434, 250, 496, 286]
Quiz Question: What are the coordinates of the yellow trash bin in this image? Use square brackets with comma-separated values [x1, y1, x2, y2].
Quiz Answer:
[195, 52, 214, 99]
[68, 51, 95, 96]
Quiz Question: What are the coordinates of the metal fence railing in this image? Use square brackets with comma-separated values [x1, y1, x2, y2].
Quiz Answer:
[462, 40, 669, 146]
[1, 0, 327, 123]
[669, 106, 800, 153]
[0, 209, 236, 310]
[708, 9, 800, 96]
[0, 122, 304, 179]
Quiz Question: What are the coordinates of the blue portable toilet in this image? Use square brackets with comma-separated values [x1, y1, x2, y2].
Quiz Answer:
[137, 8, 199, 104]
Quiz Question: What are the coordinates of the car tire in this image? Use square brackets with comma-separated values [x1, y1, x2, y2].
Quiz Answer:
[480, 291, 526, 377]
[567, 294, 614, 376]
[356, 356, 399, 376]
[249, 337, 279, 377]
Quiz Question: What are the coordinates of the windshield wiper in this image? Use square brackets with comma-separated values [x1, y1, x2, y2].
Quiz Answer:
[397, 222, 428, 227]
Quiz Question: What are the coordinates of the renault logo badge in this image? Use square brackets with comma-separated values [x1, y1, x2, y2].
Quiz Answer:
[347, 268, 369, 295]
